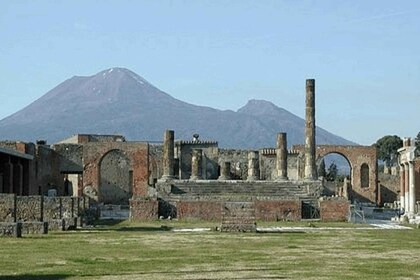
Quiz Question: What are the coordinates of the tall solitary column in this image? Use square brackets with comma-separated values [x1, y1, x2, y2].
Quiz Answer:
[162, 130, 175, 180]
[218, 162, 231, 180]
[190, 149, 202, 180]
[276, 132, 288, 180]
[247, 151, 259, 181]
[400, 164, 405, 211]
[404, 163, 410, 212]
[304, 79, 317, 180]
[408, 162, 416, 214]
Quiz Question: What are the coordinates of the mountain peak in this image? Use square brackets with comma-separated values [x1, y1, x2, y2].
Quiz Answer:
[94, 67, 150, 86]
[238, 99, 284, 116]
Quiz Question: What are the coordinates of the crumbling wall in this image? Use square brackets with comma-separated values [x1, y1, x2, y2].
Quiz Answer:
[219, 149, 248, 180]
[52, 144, 83, 173]
[36, 145, 64, 195]
[82, 142, 149, 203]
[177, 141, 219, 180]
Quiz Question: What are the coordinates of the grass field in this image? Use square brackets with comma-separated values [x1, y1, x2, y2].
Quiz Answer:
[1, 220, 419, 280]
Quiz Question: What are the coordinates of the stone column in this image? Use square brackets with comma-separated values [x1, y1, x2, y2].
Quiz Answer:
[190, 149, 202, 180]
[404, 163, 410, 213]
[400, 164, 405, 211]
[218, 162, 231, 180]
[162, 130, 175, 180]
[247, 151, 259, 181]
[409, 162, 416, 214]
[276, 132, 288, 180]
[304, 79, 317, 180]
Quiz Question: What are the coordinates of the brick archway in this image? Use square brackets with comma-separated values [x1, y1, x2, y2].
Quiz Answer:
[293, 145, 378, 203]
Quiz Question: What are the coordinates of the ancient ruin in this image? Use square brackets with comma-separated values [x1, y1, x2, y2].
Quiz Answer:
[1, 79, 418, 234]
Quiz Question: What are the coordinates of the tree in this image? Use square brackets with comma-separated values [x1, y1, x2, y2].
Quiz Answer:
[326, 162, 338, 181]
[415, 132, 420, 157]
[318, 158, 326, 178]
[375, 135, 403, 166]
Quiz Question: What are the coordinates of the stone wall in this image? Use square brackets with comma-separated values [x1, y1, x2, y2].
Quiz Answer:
[52, 144, 83, 173]
[129, 198, 159, 221]
[254, 199, 301, 221]
[36, 145, 64, 196]
[319, 198, 350, 222]
[16, 195, 43, 222]
[0, 222, 21, 237]
[177, 141, 219, 180]
[0, 193, 16, 222]
[219, 149, 249, 180]
[0, 195, 85, 230]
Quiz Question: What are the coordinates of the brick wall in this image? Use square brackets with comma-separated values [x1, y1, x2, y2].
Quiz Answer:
[129, 198, 159, 221]
[177, 201, 222, 221]
[254, 199, 301, 221]
[319, 198, 350, 222]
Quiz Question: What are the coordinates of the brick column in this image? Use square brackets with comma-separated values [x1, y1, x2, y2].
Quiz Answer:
[190, 149, 202, 180]
[304, 79, 317, 180]
[400, 164, 405, 210]
[162, 130, 175, 180]
[218, 162, 231, 180]
[247, 151, 259, 181]
[276, 132, 288, 180]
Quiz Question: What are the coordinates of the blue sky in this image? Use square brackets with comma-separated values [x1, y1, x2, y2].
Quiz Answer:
[1, 1, 419, 145]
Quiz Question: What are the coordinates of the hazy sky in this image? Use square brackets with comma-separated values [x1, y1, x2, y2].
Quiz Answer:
[1, 1, 419, 145]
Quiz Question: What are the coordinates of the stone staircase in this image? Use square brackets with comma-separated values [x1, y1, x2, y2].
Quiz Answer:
[166, 181, 315, 201]
[220, 201, 256, 232]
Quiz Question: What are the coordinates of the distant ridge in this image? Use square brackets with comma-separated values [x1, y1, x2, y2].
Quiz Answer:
[0, 68, 355, 148]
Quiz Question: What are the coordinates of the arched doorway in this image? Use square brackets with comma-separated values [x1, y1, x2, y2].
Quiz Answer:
[317, 152, 352, 197]
[99, 150, 133, 205]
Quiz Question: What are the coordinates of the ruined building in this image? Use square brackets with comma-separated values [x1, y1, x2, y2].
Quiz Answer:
[1, 79, 408, 225]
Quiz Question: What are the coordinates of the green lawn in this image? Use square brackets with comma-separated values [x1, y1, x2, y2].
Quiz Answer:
[1, 220, 419, 279]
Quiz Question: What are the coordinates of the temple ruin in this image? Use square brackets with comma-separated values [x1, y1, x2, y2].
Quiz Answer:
[1, 79, 418, 233]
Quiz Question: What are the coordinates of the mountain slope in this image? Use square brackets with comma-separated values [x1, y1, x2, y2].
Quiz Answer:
[0, 68, 355, 148]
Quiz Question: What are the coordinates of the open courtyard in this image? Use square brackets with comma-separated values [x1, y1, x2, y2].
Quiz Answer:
[1, 221, 419, 280]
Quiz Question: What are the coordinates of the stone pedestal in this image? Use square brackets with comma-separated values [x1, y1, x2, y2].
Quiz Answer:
[247, 151, 259, 181]
[190, 149, 202, 180]
[218, 162, 231, 180]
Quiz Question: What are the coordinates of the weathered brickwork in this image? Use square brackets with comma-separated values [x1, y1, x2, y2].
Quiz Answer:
[293, 145, 378, 203]
[83, 142, 149, 203]
[319, 198, 350, 222]
[221, 201, 256, 232]
[177, 201, 222, 221]
[254, 200, 301, 221]
[129, 198, 159, 221]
